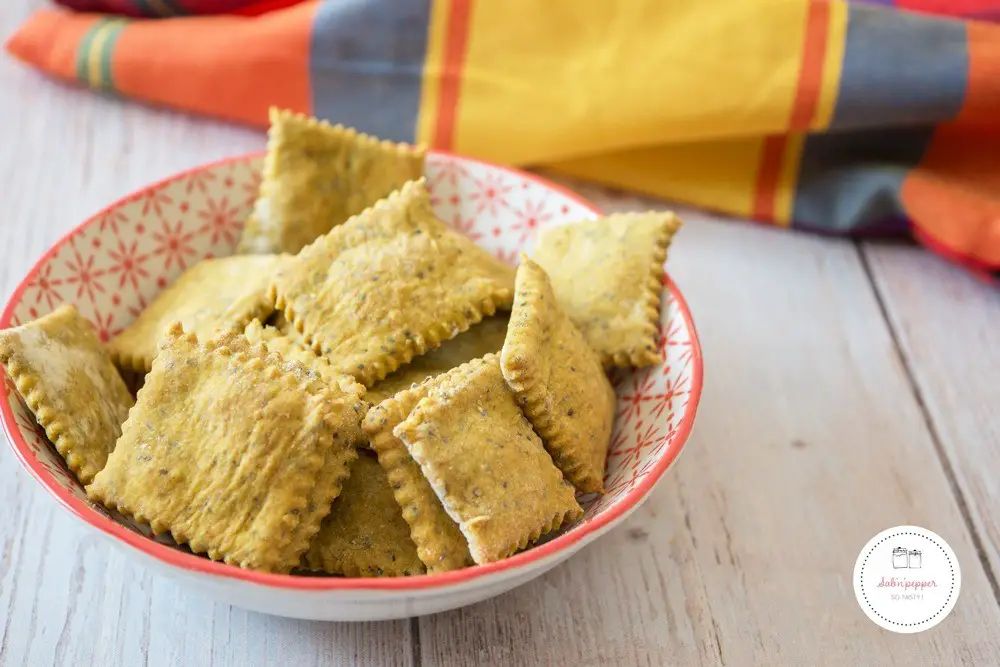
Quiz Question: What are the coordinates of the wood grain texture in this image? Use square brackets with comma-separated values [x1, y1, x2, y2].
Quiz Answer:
[416, 189, 1000, 666]
[0, 4, 415, 665]
[863, 241, 1000, 589]
[2, 0, 1000, 663]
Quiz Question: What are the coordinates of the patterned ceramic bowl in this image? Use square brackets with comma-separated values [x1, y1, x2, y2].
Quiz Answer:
[0, 153, 702, 621]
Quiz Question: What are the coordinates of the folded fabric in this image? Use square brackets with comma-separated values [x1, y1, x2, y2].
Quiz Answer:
[53, 0, 304, 17]
[8, 0, 1000, 278]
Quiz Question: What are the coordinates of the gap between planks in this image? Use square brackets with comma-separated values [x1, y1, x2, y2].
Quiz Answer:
[855, 241, 1000, 609]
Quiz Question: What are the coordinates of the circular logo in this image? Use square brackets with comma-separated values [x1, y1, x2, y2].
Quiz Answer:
[853, 526, 961, 633]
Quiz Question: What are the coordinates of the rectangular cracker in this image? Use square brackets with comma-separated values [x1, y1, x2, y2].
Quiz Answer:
[243, 319, 366, 399]
[303, 452, 425, 577]
[271, 179, 514, 387]
[364, 377, 475, 573]
[531, 212, 681, 367]
[88, 324, 364, 573]
[501, 259, 616, 493]
[366, 314, 508, 405]
[108, 255, 286, 372]
[0, 304, 133, 485]
[238, 108, 426, 255]
[394, 354, 582, 564]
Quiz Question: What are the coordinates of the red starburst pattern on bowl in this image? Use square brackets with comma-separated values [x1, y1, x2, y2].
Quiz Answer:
[64, 238, 107, 305]
[106, 239, 150, 291]
[0, 152, 700, 592]
[24, 264, 64, 312]
[151, 219, 198, 272]
[135, 188, 174, 218]
[98, 208, 129, 236]
[510, 198, 554, 243]
[618, 374, 656, 426]
[468, 172, 513, 217]
[196, 196, 243, 248]
[185, 169, 217, 195]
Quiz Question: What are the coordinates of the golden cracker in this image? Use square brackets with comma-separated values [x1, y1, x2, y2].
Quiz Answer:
[501, 259, 616, 493]
[366, 314, 508, 405]
[531, 212, 681, 367]
[0, 304, 133, 485]
[108, 255, 286, 372]
[304, 452, 425, 577]
[238, 108, 426, 255]
[243, 319, 366, 399]
[88, 325, 364, 573]
[395, 355, 581, 564]
[364, 378, 474, 573]
[271, 179, 514, 387]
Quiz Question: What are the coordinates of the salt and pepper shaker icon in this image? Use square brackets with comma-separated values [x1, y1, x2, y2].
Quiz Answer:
[892, 546, 923, 568]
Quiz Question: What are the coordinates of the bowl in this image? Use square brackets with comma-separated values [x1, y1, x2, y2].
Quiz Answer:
[0, 152, 702, 621]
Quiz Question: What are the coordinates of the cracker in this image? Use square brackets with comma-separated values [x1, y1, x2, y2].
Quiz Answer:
[238, 108, 426, 255]
[531, 212, 681, 367]
[271, 179, 514, 387]
[501, 259, 616, 493]
[243, 319, 365, 398]
[0, 304, 133, 485]
[395, 355, 581, 564]
[88, 325, 364, 573]
[108, 255, 286, 372]
[366, 314, 508, 405]
[303, 452, 425, 577]
[364, 378, 474, 573]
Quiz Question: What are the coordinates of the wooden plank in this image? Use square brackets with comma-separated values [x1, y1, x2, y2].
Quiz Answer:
[0, 3, 414, 664]
[2, 0, 1000, 660]
[417, 187, 1000, 666]
[862, 241, 1000, 588]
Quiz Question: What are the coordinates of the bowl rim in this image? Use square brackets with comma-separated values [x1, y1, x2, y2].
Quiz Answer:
[0, 150, 703, 592]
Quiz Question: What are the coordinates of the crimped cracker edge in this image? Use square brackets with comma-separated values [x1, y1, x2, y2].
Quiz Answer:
[237, 108, 427, 255]
[294, 433, 363, 575]
[605, 212, 682, 368]
[500, 320, 606, 493]
[0, 306, 126, 486]
[107, 285, 277, 374]
[269, 181, 512, 387]
[88, 321, 363, 573]
[301, 454, 426, 578]
[106, 341, 152, 375]
[244, 318, 369, 401]
[394, 355, 582, 564]
[502, 257, 606, 492]
[268, 107, 427, 164]
[363, 369, 479, 573]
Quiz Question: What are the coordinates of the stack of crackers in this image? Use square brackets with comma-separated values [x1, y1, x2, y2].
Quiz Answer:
[0, 109, 681, 576]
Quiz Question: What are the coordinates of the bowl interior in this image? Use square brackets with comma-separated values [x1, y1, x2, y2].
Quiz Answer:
[0, 153, 700, 587]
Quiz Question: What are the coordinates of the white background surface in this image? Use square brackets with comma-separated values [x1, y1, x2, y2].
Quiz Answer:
[4, 1, 1000, 664]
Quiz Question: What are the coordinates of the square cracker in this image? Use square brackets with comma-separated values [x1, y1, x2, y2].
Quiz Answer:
[243, 319, 366, 399]
[108, 255, 286, 372]
[366, 314, 508, 405]
[88, 324, 364, 573]
[394, 354, 581, 564]
[271, 179, 514, 388]
[531, 212, 681, 367]
[303, 452, 425, 577]
[501, 259, 616, 493]
[0, 304, 133, 485]
[238, 108, 426, 255]
[364, 376, 475, 573]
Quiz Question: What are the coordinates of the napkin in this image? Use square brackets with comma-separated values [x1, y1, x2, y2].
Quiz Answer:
[8, 0, 1000, 277]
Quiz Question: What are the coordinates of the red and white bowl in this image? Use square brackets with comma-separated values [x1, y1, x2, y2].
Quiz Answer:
[0, 152, 702, 621]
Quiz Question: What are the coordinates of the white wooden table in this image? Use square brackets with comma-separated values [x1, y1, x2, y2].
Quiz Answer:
[4, 3, 1000, 665]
